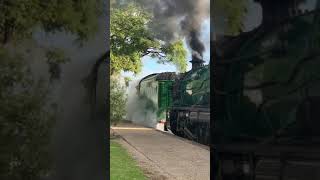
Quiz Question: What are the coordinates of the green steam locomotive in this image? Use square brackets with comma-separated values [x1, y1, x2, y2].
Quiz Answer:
[137, 58, 210, 145]
[212, 6, 320, 180]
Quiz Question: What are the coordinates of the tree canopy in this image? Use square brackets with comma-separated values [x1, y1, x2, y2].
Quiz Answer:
[110, 4, 188, 75]
[0, 0, 101, 45]
[0, 1, 103, 179]
[214, 0, 248, 35]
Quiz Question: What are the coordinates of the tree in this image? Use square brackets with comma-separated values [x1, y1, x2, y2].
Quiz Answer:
[214, 0, 248, 35]
[0, 49, 56, 180]
[0, 0, 101, 45]
[110, 4, 187, 75]
[110, 78, 127, 125]
[0, 1, 103, 179]
[124, 77, 132, 87]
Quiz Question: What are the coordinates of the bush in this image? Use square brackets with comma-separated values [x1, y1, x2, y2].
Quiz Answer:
[110, 78, 127, 125]
[0, 49, 55, 180]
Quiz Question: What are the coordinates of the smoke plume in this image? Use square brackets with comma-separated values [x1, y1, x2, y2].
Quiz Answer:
[130, 0, 210, 58]
[126, 80, 158, 128]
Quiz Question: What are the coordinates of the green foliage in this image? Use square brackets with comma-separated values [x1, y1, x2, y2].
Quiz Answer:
[46, 48, 70, 81]
[46, 48, 70, 64]
[0, 0, 101, 44]
[162, 40, 187, 72]
[0, 49, 56, 180]
[124, 77, 132, 87]
[111, 4, 157, 74]
[214, 0, 248, 35]
[0, 1, 103, 179]
[110, 3, 187, 75]
[110, 78, 127, 125]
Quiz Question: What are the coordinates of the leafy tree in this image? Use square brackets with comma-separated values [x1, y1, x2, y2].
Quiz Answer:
[46, 48, 71, 81]
[0, 50, 56, 180]
[110, 77, 127, 125]
[0, 1, 103, 179]
[0, 0, 101, 45]
[110, 4, 187, 75]
[214, 0, 248, 35]
[124, 77, 132, 87]
[161, 40, 188, 72]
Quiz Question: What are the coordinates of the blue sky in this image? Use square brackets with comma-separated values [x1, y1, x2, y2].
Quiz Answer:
[122, 18, 210, 81]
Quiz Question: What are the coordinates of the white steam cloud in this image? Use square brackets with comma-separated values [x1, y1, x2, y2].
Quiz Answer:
[126, 80, 158, 128]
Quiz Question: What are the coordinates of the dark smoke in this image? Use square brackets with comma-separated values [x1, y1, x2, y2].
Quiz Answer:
[129, 0, 210, 57]
[188, 30, 206, 57]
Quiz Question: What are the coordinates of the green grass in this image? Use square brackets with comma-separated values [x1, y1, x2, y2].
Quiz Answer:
[110, 140, 146, 180]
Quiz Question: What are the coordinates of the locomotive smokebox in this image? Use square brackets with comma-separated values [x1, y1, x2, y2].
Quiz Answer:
[189, 52, 205, 70]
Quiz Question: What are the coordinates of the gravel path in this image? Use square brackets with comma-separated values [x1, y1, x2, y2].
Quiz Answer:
[111, 123, 210, 180]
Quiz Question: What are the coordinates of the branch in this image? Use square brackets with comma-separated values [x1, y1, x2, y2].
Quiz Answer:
[141, 48, 166, 58]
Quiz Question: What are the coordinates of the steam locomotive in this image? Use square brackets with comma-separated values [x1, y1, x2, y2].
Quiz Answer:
[136, 56, 210, 145]
[212, 7, 320, 180]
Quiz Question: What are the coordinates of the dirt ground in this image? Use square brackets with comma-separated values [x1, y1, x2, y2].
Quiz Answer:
[111, 122, 210, 180]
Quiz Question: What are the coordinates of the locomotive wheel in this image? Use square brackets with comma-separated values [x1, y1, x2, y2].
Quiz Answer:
[169, 111, 178, 135]
[169, 111, 184, 137]
[170, 119, 184, 137]
[196, 124, 208, 145]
